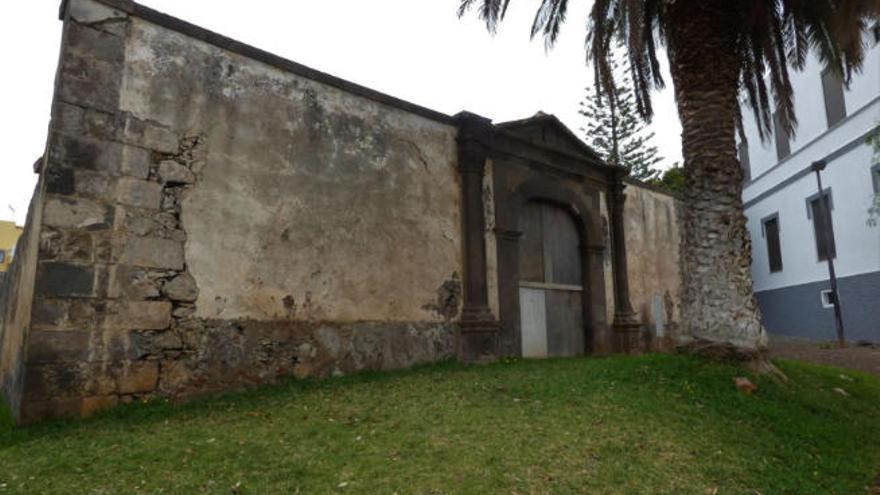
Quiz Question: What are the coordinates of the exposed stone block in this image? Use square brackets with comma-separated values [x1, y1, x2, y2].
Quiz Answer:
[74, 170, 116, 200]
[92, 231, 118, 264]
[108, 265, 160, 299]
[69, 300, 99, 327]
[27, 331, 91, 364]
[65, 22, 125, 65]
[42, 196, 110, 230]
[50, 134, 150, 179]
[39, 228, 94, 263]
[157, 359, 193, 396]
[117, 361, 159, 394]
[22, 364, 85, 401]
[106, 301, 172, 330]
[116, 177, 163, 209]
[45, 166, 76, 195]
[35, 262, 95, 298]
[68, 0, 128, 25]
[53, 101, 86, 137]
[55, 102, 120, 142]
[31, 299, 71, 330]
[120, 236, 184, 270]
[162, 273, 198, 302]
[172, 305, 195, 318]
[121, 115, 178, 154]
[158, 160, 195, 184]
[58, 55, 121, 114]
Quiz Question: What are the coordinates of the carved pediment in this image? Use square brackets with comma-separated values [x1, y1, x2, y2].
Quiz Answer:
[497, 112, 604, 163]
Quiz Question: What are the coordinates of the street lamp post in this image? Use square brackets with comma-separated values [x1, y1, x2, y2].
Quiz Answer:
[810, 160, 845, 346]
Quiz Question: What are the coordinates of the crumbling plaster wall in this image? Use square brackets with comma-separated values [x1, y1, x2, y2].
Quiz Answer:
[121, 19, 462, 323]
[10, 0, 462, 423]
[622, 182, 682, 349]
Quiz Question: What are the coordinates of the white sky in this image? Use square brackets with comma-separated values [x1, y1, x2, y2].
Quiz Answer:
[0, 0, 683, 226]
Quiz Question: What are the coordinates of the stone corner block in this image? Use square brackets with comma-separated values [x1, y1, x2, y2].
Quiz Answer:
[43, 195, 111, 230]
[116, 177, 163, 209]
[26, 330, 91, 364]
[106, 300, 172, 330]
[35, 262, 96, 298]
[157, 161, 195, 184]
[117, 361, 159, 394]
[161, 273, 198, 302]
[120, 236, 184, 270]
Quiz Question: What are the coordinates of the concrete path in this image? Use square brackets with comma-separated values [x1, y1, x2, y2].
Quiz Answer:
[769, 334, 880, 377]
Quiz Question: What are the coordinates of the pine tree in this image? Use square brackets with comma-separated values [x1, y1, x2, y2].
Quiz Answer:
[579, 52, 662, 181]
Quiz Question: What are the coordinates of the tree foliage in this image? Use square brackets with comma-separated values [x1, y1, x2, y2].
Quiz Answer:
[648, 163, 684, 195]
[580, 51, 661, 181]
[458, 0, 879, 142]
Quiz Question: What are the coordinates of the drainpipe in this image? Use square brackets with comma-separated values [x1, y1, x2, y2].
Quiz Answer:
[810, 160, 845, 346]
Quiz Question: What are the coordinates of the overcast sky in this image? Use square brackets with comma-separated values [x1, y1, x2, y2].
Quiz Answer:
[0, 0, 683, 225]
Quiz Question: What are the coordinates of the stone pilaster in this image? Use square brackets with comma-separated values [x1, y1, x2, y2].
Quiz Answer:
[609, 179, 641, 353]
[453, 111, 499, 362]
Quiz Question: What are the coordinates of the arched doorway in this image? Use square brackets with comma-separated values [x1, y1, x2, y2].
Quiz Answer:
[518, 201, 586, 357]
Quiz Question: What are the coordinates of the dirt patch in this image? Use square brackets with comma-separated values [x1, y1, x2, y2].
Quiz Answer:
[768, 334, 880, 377]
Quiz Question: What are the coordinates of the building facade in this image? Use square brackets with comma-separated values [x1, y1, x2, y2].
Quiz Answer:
[0, 221, 24, 273]
[0, 0, 682, 423]
[740, 31, 880, 343]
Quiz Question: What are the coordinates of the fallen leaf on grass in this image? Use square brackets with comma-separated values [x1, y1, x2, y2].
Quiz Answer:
[734, 377, 757, 395]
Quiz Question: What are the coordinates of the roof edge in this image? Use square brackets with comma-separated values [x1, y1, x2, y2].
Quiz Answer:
[62, 0, 455, 126]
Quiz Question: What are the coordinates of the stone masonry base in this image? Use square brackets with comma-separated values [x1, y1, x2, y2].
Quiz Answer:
[20, 320, 454, 424]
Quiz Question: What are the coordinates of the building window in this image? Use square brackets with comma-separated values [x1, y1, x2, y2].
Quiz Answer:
[820, 289, 835, 309]
[821, 68, 847, 128]
[773, 111, 790, 161]
[0, 250, 5, 264]
[738, 140, 751, 182]
[762, 214, 783, 273]
[806, 190, 836, 261]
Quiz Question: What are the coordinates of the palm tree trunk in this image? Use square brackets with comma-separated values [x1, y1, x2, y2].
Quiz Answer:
[666, 1, 769, 361]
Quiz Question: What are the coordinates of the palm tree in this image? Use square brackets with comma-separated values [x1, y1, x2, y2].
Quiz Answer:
[459, 0, 879, 364]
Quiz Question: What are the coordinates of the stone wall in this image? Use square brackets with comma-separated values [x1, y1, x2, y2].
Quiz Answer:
[3, 0, 685, 423]
[9, 0, 461, 423]
[0, 182, 45, 415]
[622, 181, 682, 350]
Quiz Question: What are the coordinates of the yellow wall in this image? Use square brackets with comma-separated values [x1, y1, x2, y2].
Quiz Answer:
[0, 221, 23, 272]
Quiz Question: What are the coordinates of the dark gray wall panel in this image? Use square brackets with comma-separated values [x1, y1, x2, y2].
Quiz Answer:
[756, 270, 880, 342]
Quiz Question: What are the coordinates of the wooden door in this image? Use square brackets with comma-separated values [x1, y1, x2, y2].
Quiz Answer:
[518, 202, 585, 357]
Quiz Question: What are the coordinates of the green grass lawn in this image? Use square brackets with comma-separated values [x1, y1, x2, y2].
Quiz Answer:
[1, 354, 878, 494]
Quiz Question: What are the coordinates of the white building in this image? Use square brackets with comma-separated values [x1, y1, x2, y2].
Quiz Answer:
[740, 29, 880, 343]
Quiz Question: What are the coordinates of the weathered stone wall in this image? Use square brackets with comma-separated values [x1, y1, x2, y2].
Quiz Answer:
[622, 181, 682, 350]
[0, 182, 45, 415]
[11, 0, 460, 423]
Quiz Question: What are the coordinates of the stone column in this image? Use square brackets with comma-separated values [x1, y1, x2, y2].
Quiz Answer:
[454, 111, 499, 362]
[609, 180, 641, 353]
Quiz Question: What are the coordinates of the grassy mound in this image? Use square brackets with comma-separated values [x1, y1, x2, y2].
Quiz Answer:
[0, 354, 878, 494]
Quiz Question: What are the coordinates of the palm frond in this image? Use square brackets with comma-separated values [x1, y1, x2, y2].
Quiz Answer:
[459, 0, 880, 141]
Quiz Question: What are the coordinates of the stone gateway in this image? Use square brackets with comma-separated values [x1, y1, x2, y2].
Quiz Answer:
[0, 0, 682, 423]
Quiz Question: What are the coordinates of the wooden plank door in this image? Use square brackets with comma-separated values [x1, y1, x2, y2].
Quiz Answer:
[518, 202, 585, 357]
